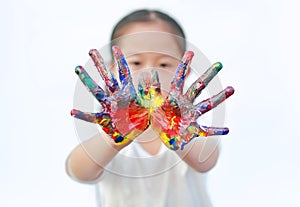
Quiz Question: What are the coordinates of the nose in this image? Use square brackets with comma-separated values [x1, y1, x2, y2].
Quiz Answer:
[142, 60, 157, 71]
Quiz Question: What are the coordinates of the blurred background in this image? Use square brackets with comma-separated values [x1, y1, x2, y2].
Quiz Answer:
[1, 0, 299, 206]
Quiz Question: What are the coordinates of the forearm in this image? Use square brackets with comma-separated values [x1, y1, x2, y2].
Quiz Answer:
[65, 133, 131, 183]
[176, 137, 220, 173]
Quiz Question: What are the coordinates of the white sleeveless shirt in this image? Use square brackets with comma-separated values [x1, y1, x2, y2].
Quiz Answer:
[94, 141, 212, 207]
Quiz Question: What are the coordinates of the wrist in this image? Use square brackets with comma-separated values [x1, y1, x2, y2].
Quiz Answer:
[102, 132, 133, 151]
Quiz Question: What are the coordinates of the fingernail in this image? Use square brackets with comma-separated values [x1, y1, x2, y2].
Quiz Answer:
[75, 66, 83, 74]
[225, 86, 235, 97]
[70, 109, 79, 116]
[213, 62, 223, 72]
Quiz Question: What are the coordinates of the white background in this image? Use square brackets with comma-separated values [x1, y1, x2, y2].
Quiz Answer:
[1, 0, 300, 206]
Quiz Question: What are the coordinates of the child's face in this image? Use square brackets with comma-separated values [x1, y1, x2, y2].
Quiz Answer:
[113, 21, 185, 93]
[110, 21, 187, 142]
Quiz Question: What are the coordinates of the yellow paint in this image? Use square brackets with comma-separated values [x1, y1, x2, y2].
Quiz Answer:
[169, 116, 176, 129]
[198, 131, 208, 137]
[149, 88, 163, 107]
[115, 129, 143, 146]
[99, 118, 109, 125]
[160, 132, 171, 148]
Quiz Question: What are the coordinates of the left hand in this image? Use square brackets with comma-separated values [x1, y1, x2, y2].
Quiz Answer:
[150, 51, 235, 150]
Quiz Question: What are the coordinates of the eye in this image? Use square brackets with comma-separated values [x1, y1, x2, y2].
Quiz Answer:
[131, 61, 141, 66]
[159, 63, 169, 68]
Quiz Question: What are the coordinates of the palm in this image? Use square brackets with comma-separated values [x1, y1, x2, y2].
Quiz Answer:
[104, 90, 149, 139]
[150, 51, 234, 150]
[71, 46, 150, 145]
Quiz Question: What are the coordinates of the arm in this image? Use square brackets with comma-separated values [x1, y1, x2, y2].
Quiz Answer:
[67, 47, 151, 183]
[66, 133, 131, 183]
[150, 52, 233, 170]
[176, 138, 220, 173]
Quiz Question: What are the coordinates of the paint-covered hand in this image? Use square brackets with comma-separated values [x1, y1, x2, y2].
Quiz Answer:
[150, 51, 235, 150]
[71, 46, 151, 146]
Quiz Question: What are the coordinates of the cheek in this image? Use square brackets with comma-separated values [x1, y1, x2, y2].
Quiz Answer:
[128, 65, 144, 72]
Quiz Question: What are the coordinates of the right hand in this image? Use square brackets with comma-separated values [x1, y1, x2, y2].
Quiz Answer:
[71, 46, 151, 146]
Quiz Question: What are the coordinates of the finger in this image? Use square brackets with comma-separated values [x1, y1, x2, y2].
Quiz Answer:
[150, 70, 164, 108]
[150, 70, 161, 95]
[137, 71, 164, 108]
[112, 45, 132, 86]
[75, 66, 107, 103]
[170, 51, 194, 92]
[89, 49, 119, 93]
[185, 123, 229, 137]
[70, 109, 111, 126]
[137, 72, 152, 107]
[71, 109, 127, 143]
[196, 86, 234, 115]
[197, 124, 229, 136]
[185, 62, 223, 101]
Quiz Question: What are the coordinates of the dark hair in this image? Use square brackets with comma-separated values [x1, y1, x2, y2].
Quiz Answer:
[110, 9, 186, 52]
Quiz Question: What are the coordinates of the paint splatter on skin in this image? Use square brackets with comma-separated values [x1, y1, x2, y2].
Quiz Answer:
[71, 46, 151, 145]
[150, 51, 235, 150]
[71, 47, 234, 149]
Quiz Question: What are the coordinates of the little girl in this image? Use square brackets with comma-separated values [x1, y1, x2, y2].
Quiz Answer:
[66, 9, 228, 207]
